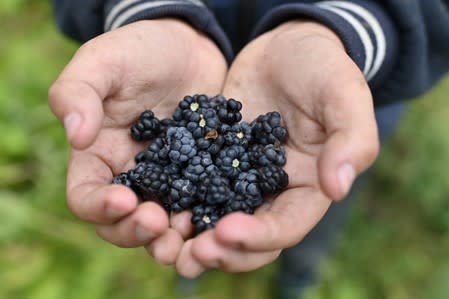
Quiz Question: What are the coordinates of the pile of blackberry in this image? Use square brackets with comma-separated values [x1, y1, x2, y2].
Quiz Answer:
[113, 95, 289, 234]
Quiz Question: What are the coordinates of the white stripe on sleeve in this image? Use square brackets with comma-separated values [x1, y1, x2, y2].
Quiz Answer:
[319, 1, 386, 80]
[105, 0, 142, 31]
[105, 0, 205, 31]
[316, 2, 374, 77]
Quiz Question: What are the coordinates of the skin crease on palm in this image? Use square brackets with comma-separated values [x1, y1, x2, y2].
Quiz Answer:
[48, 18, 379, 275]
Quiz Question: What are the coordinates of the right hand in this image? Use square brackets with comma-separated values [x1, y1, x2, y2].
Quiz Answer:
[48, 19, 227, 264]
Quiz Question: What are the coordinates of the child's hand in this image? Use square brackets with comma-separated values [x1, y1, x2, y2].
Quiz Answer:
[175, 21, 379, 277]
[48, 19, 227, 264]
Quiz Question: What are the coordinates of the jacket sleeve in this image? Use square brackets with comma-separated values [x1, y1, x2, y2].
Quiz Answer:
[52, 0, 233, 63]
[252, 0, 449, 105]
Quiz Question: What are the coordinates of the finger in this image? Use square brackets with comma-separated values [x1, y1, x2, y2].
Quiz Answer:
[67, 151, 138, 224]
[176, 239, 206, 279]
[214, 187, 331, 251]
[146, 228, 184, 265]
[318, 75, 379, 200]
[170, 211, 194, 240]
[96, 201, 169, 248]
[190, 230, 281, 272]
[48, 43, 118, 150]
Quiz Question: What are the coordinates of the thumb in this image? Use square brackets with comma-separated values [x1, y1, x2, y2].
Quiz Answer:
[317, 78, 380, 201]
[48, 45, 116, 150]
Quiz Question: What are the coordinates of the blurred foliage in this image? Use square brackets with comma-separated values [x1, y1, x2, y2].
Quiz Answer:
[0, 2, 448, 299]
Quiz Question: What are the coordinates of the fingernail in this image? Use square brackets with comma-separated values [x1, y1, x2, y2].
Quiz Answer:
[135, 225, 155, 242]
[338, 163, 355, 196]
[64, 112, 81, 141]
[105, 207, 125, 219]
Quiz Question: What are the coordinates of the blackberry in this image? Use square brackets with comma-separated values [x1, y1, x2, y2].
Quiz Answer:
[263, 143, 286, 166]
[165, 179, 197, 212]
[216, 98, 242, 125]
[222, 193, 262, 215]
[251, 112, 288, 145]
[223, 122, 252, 148]
[142, 137, 170, 165]
[172, 95, 211, 123]
[186, 108, 221, 139]
[166, 127, 197, 164]
[204, 175, 231, 205]
[158, 118, 178, 138]
[249, 143, 286, 167]
[196, 129, 225, 155]
[165, 163, 182, 181]
[191, 204, 223, 234]
[195, 167, 221, 202]
[216, 145, 251, 179]
[209, 94, 227, 108]
[126, 162, 149, 184]
[128, 162, 170, 200]
[258, 165, 289, 195]
[134, 151, 146, 164]
[233, 169, 261, 198]
[131, 110, 161, 141]
[183, 151, 215, 182]
[112, 172, 133, 188]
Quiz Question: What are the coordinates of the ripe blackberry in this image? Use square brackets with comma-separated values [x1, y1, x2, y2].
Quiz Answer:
[183, 151, 215, 182]
[233, 169, 261, 198]
[258, 164, 289, 195]
[131, 110, 161, 141]
[126, 162, 149, 184]
[195, 167, 221, 201]
[209, 94, 227, 108]
[166, 127, 197, 164]
[223, 122, 252, 148]
[216, 145, 251, 179]
[165, 163, 182, 181]
[263, 144, 286, 166]
[134, 151, 146, 164]
[203, 175, 231, 205]
[249, 143, 286, 167]
[251, 112, 288, 145]
[132, 162, 171, 200]
[112, 172, 133, 188]
[186, 108, 221, 139]
[165, 179, 197, 212]
[172, 95, 211, 123]
[222, 192, 263, 215]
[142, 137, 170, 165]
[196, 129, 225, 155]
[191, 204, 223, 234]
[158, 118, 178, 138]
[216, 98, 242, 125]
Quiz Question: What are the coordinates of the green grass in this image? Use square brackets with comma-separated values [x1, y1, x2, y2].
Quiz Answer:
[1, 2, 449, 299]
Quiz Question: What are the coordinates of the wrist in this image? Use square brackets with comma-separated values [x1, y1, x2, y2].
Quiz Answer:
[271, 21, 344, 50]
[134, 18, 227, 69]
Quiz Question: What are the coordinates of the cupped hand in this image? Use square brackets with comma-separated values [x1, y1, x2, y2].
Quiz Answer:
[175, 21, 380, 277]
[48, 19, 227, 264]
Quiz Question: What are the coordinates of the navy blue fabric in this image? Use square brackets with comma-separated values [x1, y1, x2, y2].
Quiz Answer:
[52, 0, 449, 105]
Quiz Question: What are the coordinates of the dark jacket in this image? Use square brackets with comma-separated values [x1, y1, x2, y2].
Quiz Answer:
[53, 0, 449, 105]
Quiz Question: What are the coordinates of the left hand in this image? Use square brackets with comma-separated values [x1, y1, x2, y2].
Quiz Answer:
[175, 21, 380, 277]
